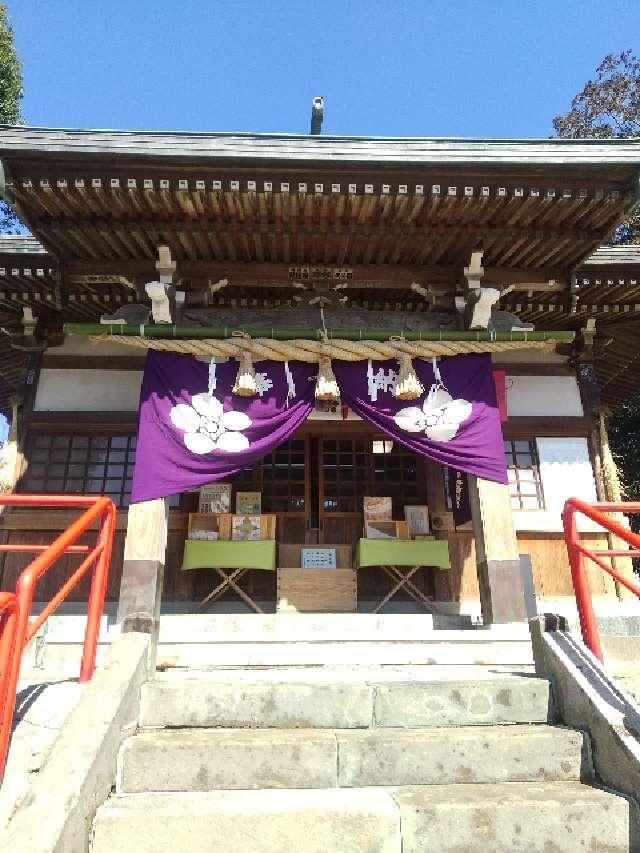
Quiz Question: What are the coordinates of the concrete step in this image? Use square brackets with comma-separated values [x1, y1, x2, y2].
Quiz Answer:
[155, 635, 534, 668]
[603, 635, 640, 665]
[140, 672, 554, 729]
[159, 613, 438, 642]
[608, 669, 640, 702]
[118, 724, 588, 793]
[91, 782, 640, 853]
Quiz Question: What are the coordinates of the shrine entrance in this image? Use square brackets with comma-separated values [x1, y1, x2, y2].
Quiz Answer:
[227, 431, 430, 547]
[213, 429, 439, 613]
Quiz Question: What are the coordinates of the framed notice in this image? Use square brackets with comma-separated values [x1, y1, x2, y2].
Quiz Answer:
[231, 515, 262, 541]
[363, 496, 392, 522]
[236, 491, 262, 514]
[199, 482, 231, 514]
[404, 505, 430, 536]
[301, 548, 337, 569]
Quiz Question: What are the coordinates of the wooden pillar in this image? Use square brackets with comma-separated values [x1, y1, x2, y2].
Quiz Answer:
[117, 498, 168, 666]
[577, 351, 636, 600]
[0, 398, 24, 494]
[598, 411, 636, 600]
[468, 476, 528, 623]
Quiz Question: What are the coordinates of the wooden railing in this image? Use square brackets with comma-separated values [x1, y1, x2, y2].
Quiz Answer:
[0, 495, 116, 783]
[562, 498, 640, 662]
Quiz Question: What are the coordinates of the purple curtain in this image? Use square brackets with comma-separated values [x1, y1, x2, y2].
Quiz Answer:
[131, 350, 507, 504]
[131, 352, 315, 503]
[334, 354, 507, 484]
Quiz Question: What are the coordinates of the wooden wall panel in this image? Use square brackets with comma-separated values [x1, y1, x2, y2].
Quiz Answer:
[277, 515, 306, 544]
[436, 531, 620, 604]
[321, 516, 363, 545]
[517, 533, 617, 598]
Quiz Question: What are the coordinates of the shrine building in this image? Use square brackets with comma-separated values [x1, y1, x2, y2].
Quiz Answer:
[0, 123, 639, 629]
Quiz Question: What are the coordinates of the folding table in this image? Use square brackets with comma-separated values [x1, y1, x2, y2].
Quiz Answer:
[355, 538, 450, 613]
[182, 539, 277, 613]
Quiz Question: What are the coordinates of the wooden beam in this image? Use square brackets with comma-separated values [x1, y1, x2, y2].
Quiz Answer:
[62, 259, 569, 292]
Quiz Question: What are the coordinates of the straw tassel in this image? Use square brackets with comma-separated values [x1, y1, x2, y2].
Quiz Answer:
[315, 357, 340, 401]
[232, 350, 258, 396]
[393, 354, 424, 400]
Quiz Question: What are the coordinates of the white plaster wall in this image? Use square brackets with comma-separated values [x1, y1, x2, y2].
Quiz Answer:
[506, 375, 583, 417]
[46, 336, 139, 357]
[513, 436, 600, 533]
[34, 369, 143, 411]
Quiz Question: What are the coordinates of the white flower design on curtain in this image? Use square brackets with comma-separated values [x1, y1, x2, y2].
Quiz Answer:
[170, 393, 251, 454]
[394, 386, 472, 442]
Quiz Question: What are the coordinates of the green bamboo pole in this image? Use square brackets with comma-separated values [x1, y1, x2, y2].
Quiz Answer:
[63, 322, 575, 344]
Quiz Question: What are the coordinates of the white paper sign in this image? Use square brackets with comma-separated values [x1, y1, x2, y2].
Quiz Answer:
[536, 437, 597, 517]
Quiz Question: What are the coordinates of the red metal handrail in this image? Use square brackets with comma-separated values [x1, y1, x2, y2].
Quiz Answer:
[0, 592, 19, 779]
[0, 495, 116, 783]
[562, 498, 640, 662]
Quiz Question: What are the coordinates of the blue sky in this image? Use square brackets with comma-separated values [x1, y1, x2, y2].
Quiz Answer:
[9, 0, 640, 138]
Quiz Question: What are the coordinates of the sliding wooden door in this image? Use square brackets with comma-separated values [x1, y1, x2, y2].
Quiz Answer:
[318, 437, 371, 544]
[318, 435, 429, 546]
[228, 436, 310, 543]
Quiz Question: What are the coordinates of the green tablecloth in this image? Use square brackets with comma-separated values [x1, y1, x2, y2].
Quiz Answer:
[182, 539, 276, 571]
[356, 538, 450, 570]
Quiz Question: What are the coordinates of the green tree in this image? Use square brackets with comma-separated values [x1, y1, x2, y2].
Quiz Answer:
[555, 51, 640, 506]
[553, 50, 639, 243]
[0, 3, 23, 233]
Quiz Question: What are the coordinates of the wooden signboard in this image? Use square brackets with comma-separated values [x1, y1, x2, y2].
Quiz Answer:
[230, 514, 277, 541]
[199, 483, 232, 514]
[404, 505, 430, 536]
[236, 491, 262, 514]
[363, 496, 393, 522]
[231, 515, 262, 541]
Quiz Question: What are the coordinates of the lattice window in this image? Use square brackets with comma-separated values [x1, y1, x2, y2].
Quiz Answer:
[504, 439, 545, 510]
[372, 441, 426, 517]
[22, 434, 137, 508]
[20, 433, 183, 508]
[322, 439, 370, 513]
[261, 438, 307, 513]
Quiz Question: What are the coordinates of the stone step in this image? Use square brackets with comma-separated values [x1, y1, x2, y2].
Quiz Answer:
[91, 783, 640, 853]
[118, 724, 588, 793]
[159, 613, 439, 641]
[603, 635, 640, 664]
[140, 672, 553, 729]
[155, 637, 533, 668]
[609, 671, 640, 702]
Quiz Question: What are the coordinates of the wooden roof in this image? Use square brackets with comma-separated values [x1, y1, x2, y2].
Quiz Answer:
[1, 126, 638, 274]
[1, 126, 640, 164]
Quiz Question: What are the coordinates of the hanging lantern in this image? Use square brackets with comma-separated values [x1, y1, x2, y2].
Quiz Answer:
[393, 354, 424, 401]
[232, 350, 258, 396]
[315, 357, 340, 402]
